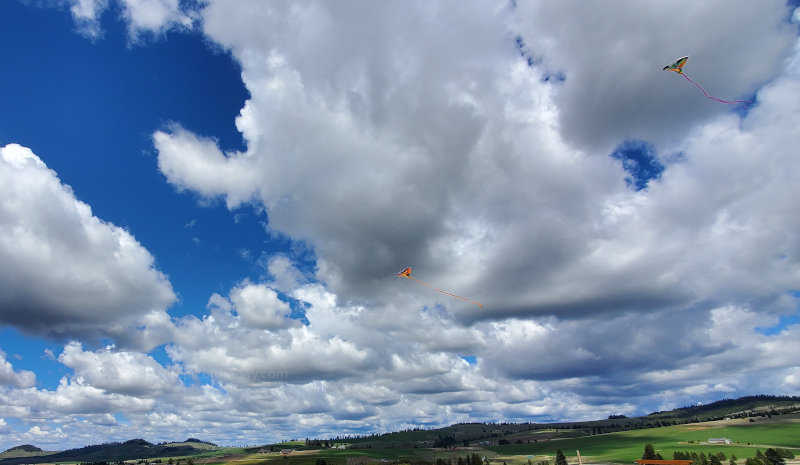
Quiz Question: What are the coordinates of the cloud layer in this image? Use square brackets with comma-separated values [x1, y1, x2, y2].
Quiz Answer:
[1, 0, 800, 451]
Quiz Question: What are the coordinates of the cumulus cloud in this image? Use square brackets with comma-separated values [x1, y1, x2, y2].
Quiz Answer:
[69, 0, 109, 39]
[512, 0, 796, 152]
[168, 291, 370, 385]
[0, 144, 176, 348]
[0, 349, 36, 388]
[151, 0, 800, 420]
[120, 0, 194, 38]
[57, 342, 181, 397]
[156, 0, 800, 323]
[68, 0, 196, 40]
[4, 0, 800, 450]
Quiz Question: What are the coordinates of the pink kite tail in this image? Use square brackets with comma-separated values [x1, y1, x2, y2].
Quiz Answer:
[406, 276, 484, 309]
[682, 73, 752, 105]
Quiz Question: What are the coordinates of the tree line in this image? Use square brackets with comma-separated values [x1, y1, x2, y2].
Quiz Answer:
[642, 443, 795, 465]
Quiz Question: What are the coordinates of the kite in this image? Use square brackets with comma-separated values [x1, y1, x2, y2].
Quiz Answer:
[663, 56, 752, 105]
[397, 267, 483, 309]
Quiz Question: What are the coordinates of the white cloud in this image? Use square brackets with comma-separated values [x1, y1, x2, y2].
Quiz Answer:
[0, 418, 10, 434]
[0, 144, 176, 348]
[1, 377, 155, 418]
[151, 0, 800, 424]
[68, 0, 196, 41]
[70, 0, 109, 39]
[512, 0, 796, 151]
[5, 0, 800, 450]
[0, 349, 35, 388]
[57, 342, 182, 397]
[156, 0, 800, 323]
[229, 282, 296, 330]
[120, 0, 194, 39]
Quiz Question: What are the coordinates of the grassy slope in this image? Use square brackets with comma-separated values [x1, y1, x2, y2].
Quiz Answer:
[157, 414, 800, 465]
[182, 416, 800, 465]
[485, 415, 800, 464]
[0, 442, 221, 465]
[0, 450, 55, 460]
[4, 396, 798, 465]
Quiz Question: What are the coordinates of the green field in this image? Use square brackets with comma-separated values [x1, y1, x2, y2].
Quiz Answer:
[484, 416, 800, 464]
[5, 400, 799, 465]
[173, 416, 800, 465]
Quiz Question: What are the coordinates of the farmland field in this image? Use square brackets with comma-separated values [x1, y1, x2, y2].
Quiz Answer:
[158, 416, 800, 465]
[484, 415, 800, 464]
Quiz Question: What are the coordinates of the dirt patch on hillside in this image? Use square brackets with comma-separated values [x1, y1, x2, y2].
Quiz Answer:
[197, 454, 246, 465]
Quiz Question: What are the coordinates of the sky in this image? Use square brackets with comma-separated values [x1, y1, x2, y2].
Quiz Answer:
[1, 0, 800, 450]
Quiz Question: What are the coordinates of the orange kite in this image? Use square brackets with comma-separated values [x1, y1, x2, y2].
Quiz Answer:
[398, 267, 483, 309]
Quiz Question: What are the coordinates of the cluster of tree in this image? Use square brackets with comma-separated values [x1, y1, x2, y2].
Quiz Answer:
[302, 396, 800, 451]
[184, 439, 215, 446]
[642, 443, 795, 465]
[163, 457, 194, 465]
[304, 439, 334, 448]
[642, 444, 663, 460]
[393, 453, 487, 465]
[744, 450, 795, 465]
[154, 439, 216, 447]
[647, 396, 800, 421]
[124, 440, 152, 446]
[432, 436, 457, 448]
[4, 445, 43, 453]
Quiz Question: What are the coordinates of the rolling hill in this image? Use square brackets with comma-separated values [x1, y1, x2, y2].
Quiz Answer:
[2, 395, 798, 465]
[0, 439, 218, 465]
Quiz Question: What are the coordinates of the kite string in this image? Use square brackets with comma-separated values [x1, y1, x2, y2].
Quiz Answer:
[682, 73, 752, 105]
[407, 276, 484, 309]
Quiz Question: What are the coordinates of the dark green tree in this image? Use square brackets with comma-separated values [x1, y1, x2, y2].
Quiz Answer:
[764, 449, 785, 465]
[643, 444, 663, 460]
[556, 450, 568, 465]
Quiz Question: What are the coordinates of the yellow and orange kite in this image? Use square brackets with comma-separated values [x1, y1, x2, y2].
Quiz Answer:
[663, 56, 752, 105]
[398, 267, 483, 309]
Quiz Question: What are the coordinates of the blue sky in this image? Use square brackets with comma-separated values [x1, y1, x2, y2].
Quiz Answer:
[1, 0, 800, 450]
[1, 0, 257, 315]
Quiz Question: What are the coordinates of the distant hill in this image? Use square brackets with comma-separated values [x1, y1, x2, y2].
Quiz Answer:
[3, 446, 42, 453]
[0, 438, 218, 465]
[645, 394, 800, 422]
[3, 394, 798, 463]
[335, 394, 800, 449]
[0, 445, 53, 460]
[184, 438, 217, 446]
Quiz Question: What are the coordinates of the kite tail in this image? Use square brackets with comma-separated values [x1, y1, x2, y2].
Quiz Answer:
[407, 276, 484, 309]
[682, 73, 752, 105]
